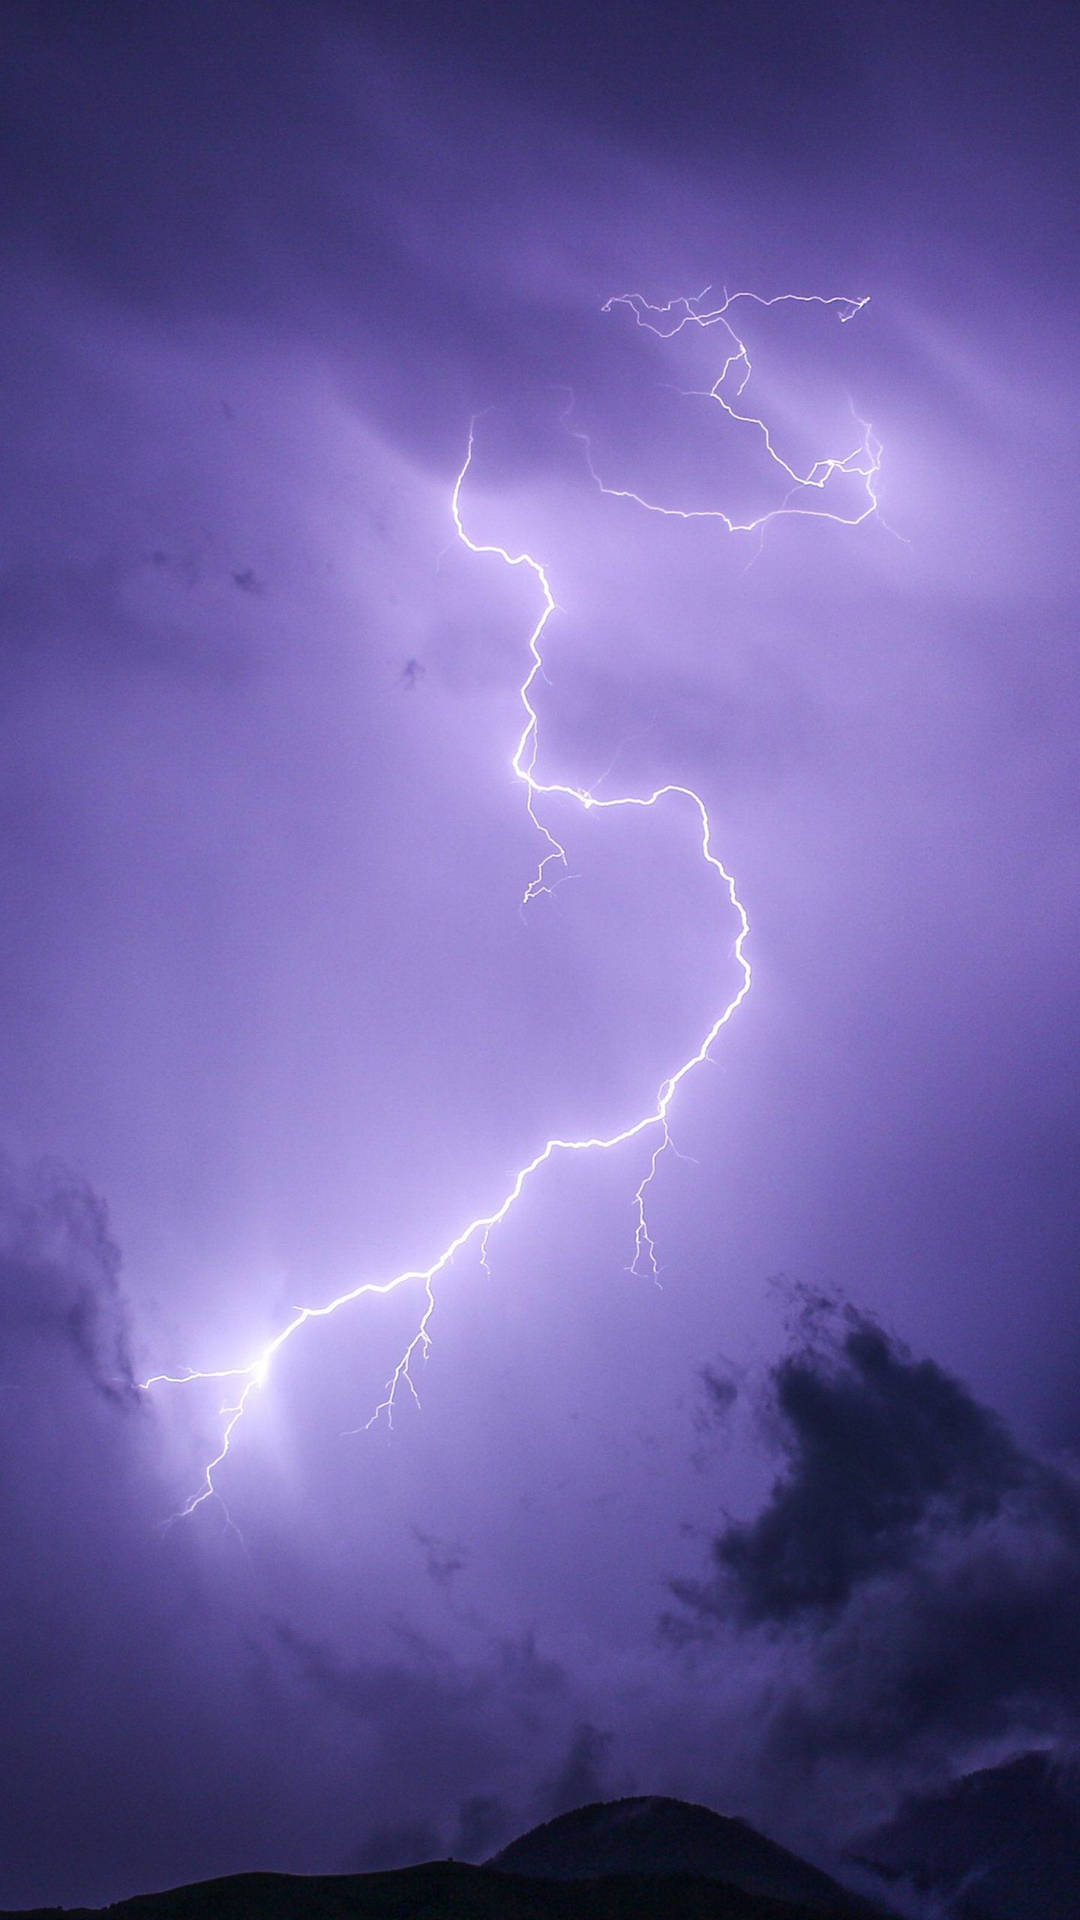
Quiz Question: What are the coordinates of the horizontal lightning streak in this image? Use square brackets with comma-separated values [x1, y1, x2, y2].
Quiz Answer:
[142, 287, 878, 1521]
[590, 287, 880, 531]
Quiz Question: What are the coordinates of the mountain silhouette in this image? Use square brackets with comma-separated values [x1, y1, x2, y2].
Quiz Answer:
[490, 1795, 875, 1913]
[3, 1797, 899, 1919]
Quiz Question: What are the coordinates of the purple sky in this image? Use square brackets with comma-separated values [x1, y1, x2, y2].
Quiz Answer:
[1, 1, 1078, 1908]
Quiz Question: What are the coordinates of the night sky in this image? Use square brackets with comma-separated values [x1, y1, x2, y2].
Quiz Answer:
[1, 1, 1078, 1908]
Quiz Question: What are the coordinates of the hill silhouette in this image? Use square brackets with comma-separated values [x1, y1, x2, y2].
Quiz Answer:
[3, 1798, 898, 1920]
[490, 1795, 872, 1913]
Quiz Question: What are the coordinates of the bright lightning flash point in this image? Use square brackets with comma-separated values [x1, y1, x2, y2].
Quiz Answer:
[142, 287, 881, 1520]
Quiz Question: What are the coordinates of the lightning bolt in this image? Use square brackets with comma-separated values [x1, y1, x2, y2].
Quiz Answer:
[142, 286, 881, 1520]
[588, 285, 880, 530]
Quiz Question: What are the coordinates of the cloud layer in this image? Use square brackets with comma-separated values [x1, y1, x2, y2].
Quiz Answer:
[671, 1297, 1080, 1796]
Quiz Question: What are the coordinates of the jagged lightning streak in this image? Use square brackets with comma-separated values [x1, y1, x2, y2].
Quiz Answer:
[588, 286, 881, 530]
[142, 287, 880, 1519]
[591, 284, 880, 526]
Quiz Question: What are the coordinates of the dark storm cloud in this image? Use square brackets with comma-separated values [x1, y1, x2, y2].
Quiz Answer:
[0, 1154, 136, 1401]
[681, 1299, 1032, 1623]
[670, 1298, 1080, 1768]
[854, 1748, 1080, 1920]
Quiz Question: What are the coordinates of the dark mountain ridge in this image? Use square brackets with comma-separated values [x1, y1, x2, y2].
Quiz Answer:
[3, 1796, 897, 1920]
[490, 1794, 874, 1913]
[0, 1861, 888, 1920]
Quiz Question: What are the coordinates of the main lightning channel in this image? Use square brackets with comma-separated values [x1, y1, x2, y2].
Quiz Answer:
[142, 287, 878, 1519]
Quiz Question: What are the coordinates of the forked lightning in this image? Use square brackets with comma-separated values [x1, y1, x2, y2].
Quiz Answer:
[142, 288, 881, 1519]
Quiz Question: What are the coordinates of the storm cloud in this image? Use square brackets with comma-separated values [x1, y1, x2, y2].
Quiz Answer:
[0, 1153, 136, 1400]
[671, 1298, 1080, 1778]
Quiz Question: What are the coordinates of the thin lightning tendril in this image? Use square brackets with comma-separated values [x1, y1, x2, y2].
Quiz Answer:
[142, 288, 880, 1520]
[590, 287, 880, 530]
